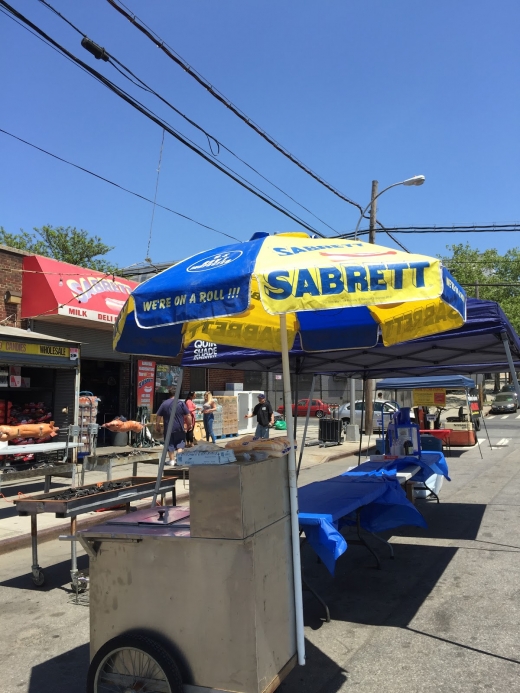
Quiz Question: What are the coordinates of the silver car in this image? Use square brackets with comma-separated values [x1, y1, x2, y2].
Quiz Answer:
[337, 400, 399, 432]
[490, 393, 518, 414]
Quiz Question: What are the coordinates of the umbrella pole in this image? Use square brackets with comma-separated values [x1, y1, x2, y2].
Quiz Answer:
[152, 367, 184, 507]
[280, 314, 306, 666]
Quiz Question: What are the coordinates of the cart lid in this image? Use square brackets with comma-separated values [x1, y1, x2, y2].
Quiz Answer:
[106, 506, 190, 526]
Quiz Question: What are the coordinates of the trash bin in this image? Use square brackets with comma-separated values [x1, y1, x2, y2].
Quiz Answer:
[318, 418, 342, 444]
[111, 431, 128, 447]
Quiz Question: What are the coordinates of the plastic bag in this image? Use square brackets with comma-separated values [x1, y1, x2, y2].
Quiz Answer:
[274, 420, 287, 430]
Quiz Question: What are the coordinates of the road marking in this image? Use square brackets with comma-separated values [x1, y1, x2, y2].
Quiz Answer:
[501, 415, 510, 419]
[493, 438, 510, 448]
[487, 416, 495, 420]
[516, 414, 520, 419]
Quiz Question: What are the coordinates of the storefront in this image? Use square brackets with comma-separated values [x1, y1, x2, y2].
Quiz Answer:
[21, 255, 138, 438]
[0, 325, 80, 457]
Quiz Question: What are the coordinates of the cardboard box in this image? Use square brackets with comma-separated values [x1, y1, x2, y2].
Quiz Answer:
[177, 449, 236, 465]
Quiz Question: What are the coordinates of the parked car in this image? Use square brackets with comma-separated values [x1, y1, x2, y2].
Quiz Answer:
[500, 384, 519, 401]
[277, 398, 331, 418]
[490, 393, 518, 413]
[337, 399, 400, 432]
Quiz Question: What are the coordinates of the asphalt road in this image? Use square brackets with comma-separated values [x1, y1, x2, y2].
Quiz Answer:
[482, 408, 520, 447]
[0, 413, 519, 693]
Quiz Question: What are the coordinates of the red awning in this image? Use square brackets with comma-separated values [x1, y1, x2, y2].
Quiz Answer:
[22, 256, 138, 326]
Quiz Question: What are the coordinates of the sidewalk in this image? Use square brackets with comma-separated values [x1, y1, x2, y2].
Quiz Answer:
[0, 430, 370, 554]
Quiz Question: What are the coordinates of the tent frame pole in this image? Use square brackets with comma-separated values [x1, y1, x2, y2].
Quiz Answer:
[500, 332, 520, 400]
[297, 374, 316, 477]
[358, 375, 367, 465]
[280, 314, 306, 666]
[152, 367, 184, 507]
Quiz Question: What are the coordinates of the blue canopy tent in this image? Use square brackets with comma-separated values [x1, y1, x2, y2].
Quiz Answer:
[181, 299, 520, 384]
[375, 375, 475, 390]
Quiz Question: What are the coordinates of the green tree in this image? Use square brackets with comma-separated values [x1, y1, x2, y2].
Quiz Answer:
[0, 225, 118, 273]
[441, 242, 520, 333]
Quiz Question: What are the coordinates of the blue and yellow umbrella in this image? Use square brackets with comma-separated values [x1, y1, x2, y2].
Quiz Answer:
[115, 232, 465, 355]
[114, 232, 466, 665]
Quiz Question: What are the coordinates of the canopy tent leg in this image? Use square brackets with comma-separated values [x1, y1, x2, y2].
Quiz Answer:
[480, 404, 493, 449]
[501, 332, 520, 400]
[280, 314, 306, 667]
[357, 375, 367, 465]
[465, 388, 483, 459]
[297, 374, 316, 477]
[152, 367, 184, 507]
[293, 369, 299, 441]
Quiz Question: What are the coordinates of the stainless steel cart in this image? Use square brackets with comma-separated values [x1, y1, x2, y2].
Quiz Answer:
[81, 456, 297, 693]
[14, 475, 178, 588]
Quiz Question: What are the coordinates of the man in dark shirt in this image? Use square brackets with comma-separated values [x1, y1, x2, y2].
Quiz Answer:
[245, 393, 274, 439]
[155, 387, 192, 465]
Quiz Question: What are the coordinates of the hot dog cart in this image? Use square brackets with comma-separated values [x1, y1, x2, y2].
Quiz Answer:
[80, 455, 297, 693]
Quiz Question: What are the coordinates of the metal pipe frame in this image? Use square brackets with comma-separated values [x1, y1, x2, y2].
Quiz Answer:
[280, 314, 306, 666]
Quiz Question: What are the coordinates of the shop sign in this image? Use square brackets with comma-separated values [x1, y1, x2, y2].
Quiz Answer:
[412, 388, 446, 407]
[22, 255, 138, 325]
[137, 360, 156, 408]
[0, 340, 70, 358]
[155, 364, 181, 393]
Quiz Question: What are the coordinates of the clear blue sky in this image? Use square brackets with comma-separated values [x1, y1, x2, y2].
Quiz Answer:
[1, 0, 519, 270]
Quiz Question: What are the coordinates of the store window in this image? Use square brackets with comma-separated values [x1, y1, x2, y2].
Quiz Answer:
[80, 360, 121, 434]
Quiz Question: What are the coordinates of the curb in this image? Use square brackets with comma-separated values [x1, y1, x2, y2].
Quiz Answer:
[0, 488, 190, 557]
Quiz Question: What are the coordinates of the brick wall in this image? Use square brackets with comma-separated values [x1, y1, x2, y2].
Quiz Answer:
[0, 245, 28, 328]
[208, 368, 246, 392]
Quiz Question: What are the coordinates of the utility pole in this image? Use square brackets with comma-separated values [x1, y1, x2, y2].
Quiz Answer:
[363, 180, 378, 432]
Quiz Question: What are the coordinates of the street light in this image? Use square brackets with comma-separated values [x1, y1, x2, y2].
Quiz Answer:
[354, 175, 426, 240]
[350, 174, 425, 439]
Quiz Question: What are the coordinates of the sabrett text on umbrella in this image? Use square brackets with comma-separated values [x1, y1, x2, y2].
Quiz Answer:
[273, 242, 364, 256]
[263, 262, 430, 299]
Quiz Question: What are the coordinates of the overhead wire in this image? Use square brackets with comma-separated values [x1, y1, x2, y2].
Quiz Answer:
[341, 224, 520, 238]
[105, 0, 365, 215]
[0, 127, 240, 242]
[146, 129, 166, 260]
[1, 1, 325, 237]
[37, 0, 341, 235]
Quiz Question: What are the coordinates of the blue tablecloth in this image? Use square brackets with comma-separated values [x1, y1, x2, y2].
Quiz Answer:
[343, 452, 450, 483]
[299, 475, 426, 575]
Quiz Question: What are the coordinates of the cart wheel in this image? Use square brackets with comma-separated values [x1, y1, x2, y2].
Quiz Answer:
[87, 633, 183, 693]
[32, 570, 45, 587]
[71, 582, 87, 594]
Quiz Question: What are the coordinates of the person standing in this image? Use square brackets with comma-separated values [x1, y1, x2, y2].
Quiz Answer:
[184, 391, 198, 448]
[202, 391, 217, 443]
[155, 386, 192, 465]
[244, 393, 274, 439]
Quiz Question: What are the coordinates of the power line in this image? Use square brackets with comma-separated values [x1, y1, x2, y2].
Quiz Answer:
[0, 127, 240, 242]
[105, 0, 365, 214]
[1, 1, 325, 238]
[37, 0, 340, 236]
[460, 283, 520, 288]
[146, 129, 165, 260]
[341, 224, 520, 238]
